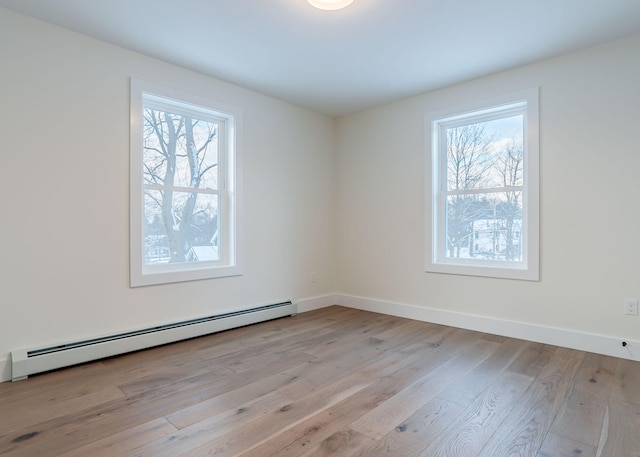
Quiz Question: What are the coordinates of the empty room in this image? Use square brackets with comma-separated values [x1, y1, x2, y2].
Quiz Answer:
[1, 0, 640, 455]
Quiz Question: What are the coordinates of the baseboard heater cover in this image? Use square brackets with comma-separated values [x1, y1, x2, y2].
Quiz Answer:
[11, 301, 296, 382]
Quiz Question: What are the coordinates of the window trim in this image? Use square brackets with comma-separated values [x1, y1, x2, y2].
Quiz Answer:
[130, 78, 242, 287]
[425, 88, 539, 281]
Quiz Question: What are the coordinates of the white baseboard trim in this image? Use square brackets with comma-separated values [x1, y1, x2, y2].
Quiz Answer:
[0, 356, 10, 382]
[335, 294, 640, 362]
[295, 294, 337, 313]
[2, 293, 633, 383]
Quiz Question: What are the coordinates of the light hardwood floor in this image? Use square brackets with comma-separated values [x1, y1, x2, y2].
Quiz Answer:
[1, 306, 640, 456]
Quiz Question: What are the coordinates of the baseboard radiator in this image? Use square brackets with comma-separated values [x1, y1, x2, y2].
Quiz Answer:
[10, 301, 296, 382]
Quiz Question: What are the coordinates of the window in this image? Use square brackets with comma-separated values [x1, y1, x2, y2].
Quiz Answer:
[425, 88, 539, 280]
[130, 79, 242, 286]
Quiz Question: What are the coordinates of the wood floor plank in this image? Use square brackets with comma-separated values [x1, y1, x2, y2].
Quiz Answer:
[273, 323, 462, 399]
[236, 342, 460, 457]
[166, 377, 293, 430]
[536, 432, 597, 457]
[0, 385, 125, 437]
[505, 341, 557, 378]
[274, 325, 457, 404]
[127, 391, 290, 457]
[238, 379, 410, 456]
[0, 376, 125, 415]
[114, 326, 337, 397]
[422, 372, 534, 457]
[1, 393, 183, 457]
[0, 352, 311, 456]
[546, 352, 618, 448]
[437, 337, 529, 407]
[57, 418, 177, 457]
[350, 339, 499, 440]
[349, 398, 464, 457]
[2, 307, 640, 457]
[596, 400, 640, 456]
[132, 370, 374, 457]
[609, 357, 640, 406]
[0, 361, 111, 406]
[476, 347, 585, 457]
[595, 359, 640, 456]
[304, 315, 438, 359]
[119, 347, 311, 406]
[297, 429, 377, 457]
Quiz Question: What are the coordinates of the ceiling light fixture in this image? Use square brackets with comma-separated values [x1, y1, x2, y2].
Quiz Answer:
[307, 0, 354, 11]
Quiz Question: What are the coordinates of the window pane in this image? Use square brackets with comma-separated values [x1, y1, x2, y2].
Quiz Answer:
[445, 191, 523, 262]
[144, 190, 220, 265]
[446, 115, 523, 191]
[142, 108, 219, 190]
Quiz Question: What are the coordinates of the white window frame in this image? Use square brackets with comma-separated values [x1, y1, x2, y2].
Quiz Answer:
[425, 88, 539, 281]
[130, 78, 242, 287]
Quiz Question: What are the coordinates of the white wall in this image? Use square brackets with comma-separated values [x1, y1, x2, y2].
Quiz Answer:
[335, 34, 640, 357]
[0, 8, 336, 381]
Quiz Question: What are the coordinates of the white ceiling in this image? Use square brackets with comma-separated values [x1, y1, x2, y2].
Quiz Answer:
[2, 0, 640, 116]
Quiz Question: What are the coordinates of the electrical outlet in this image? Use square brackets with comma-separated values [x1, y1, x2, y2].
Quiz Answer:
[624, 298, 638, 316]
[310, 272, 317, 284]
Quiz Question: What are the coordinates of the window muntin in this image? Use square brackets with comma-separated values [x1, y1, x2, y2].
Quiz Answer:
[426, 89, 539, 280]
[131, 79, 241, 286]
[143, 190, 221, 266]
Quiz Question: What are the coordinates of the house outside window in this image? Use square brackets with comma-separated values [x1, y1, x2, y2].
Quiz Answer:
[425, 88, 539, 281]
[130, 79, 242, 286]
